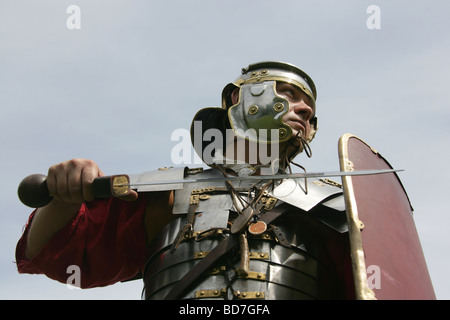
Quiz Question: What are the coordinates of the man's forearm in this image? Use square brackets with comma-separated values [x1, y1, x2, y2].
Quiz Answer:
[25, 200, 82, 259]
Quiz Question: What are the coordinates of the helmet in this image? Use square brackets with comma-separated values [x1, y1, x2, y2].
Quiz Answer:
[222, 61, 317, 143]
[191, 61, 318, 164]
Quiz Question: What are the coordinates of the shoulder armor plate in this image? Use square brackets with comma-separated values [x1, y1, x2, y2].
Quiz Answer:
[270, 178, 343, 212]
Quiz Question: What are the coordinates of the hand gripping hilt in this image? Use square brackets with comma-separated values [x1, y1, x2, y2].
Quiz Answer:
[17, 174, 131, 208]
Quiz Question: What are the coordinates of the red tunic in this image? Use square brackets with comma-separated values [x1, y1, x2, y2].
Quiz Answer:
[15, 197, 148, 289]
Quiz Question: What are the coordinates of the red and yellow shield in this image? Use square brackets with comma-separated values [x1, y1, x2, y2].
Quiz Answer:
[339, 134, 435, 300]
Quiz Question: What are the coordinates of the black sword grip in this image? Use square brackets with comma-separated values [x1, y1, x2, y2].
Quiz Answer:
[17, 174, 130, 208]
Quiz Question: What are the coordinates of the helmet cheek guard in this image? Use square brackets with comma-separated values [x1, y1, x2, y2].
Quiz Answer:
[228, 81, 292, 144]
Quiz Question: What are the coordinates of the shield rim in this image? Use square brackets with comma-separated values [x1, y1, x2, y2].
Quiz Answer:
[338, 133, 377, 300]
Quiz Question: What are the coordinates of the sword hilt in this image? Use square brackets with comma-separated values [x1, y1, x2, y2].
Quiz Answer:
[17, 174, 131, 208]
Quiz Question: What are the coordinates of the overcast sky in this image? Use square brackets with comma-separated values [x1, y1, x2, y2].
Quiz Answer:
[1, 0, 449, 299]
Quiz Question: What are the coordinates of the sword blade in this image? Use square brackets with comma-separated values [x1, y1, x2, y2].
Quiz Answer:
[118, 168, 403, 188]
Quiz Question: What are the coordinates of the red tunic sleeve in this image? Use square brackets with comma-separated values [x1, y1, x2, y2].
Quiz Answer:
[15, 196, 148, 289]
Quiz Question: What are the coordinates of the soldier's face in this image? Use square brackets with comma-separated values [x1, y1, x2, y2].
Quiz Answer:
[277, 82, 314, 140]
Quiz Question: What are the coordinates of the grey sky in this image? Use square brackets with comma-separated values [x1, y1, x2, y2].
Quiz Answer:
[1, 0, 449, 299]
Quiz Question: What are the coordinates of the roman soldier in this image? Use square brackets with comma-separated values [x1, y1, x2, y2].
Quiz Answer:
[16, 61, 435, 300]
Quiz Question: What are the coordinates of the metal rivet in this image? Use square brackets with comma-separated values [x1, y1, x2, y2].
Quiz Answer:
[279, 128, 288, 138]
[359, 221, 365, 230]
[273, 102, 284, 112]
[249, 105, 259, 115]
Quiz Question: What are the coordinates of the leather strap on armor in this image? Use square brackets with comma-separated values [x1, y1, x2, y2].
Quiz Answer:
[164, 202, 291, 300]
[170, 192, 199, 252]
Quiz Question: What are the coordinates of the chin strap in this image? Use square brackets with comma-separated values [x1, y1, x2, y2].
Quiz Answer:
[281, 131, 313, 171]
[281, 132, 313, 195]
[299, 134, 313, 158]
